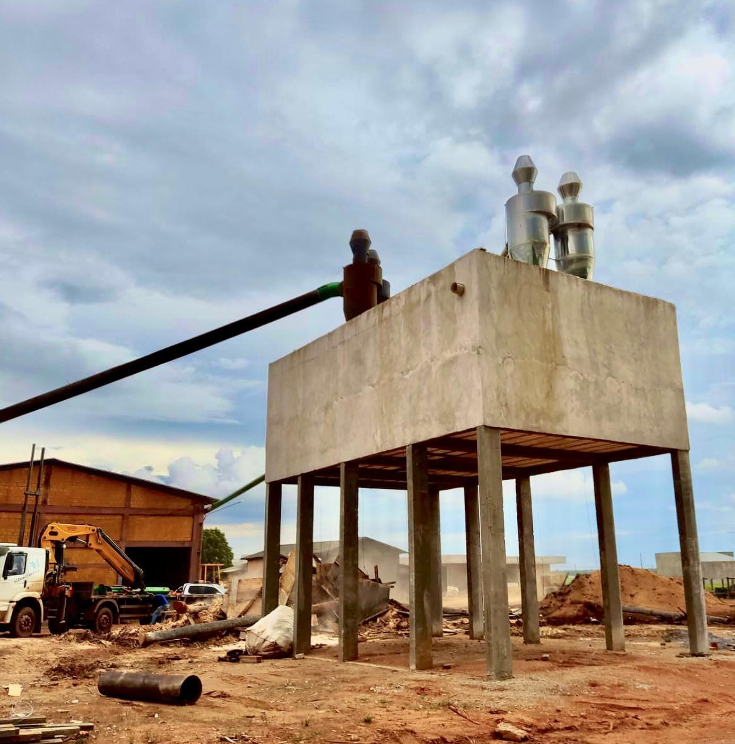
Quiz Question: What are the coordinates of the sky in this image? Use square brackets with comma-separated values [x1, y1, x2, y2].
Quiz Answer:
[0, 0, 733, 571]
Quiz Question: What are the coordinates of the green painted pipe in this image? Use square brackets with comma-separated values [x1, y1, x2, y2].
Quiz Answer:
[207, 473, 266, 513]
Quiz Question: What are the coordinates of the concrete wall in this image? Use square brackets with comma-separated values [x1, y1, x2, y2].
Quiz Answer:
[266, 250, 688, 483]
[656, 552, 735, 579]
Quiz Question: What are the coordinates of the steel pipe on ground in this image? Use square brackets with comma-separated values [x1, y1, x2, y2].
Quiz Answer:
[98, 671, 203, 705]
[142, 614, 261, 646]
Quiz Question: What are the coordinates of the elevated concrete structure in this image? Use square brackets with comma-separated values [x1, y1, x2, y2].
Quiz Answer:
[265, 249, 706, 676]
[267, 250, 687, 485]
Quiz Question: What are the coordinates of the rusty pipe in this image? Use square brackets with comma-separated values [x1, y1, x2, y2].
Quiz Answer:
[142, 614, 260, 646]
[98, 671, 202, 705]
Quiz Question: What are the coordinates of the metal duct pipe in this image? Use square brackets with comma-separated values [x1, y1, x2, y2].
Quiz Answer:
[552, 171, 595, 279]
[142, 614, 260, 646]
[98, 671, 203, 705]
[0, 283, 342, 425]
[504, 155, 557, 268]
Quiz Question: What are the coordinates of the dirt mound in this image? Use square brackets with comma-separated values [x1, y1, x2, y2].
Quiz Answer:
[46, 654, 115, 679]
[540, 566, 733, 625]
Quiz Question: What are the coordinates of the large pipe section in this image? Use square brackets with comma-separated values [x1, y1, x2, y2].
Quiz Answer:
[0, 283, 342, 424]
[504, 155, 595, 279]
[98, 671, 202, 705]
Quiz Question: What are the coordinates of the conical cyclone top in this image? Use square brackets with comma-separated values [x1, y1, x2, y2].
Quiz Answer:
[558, 171, 582, 201]
[512, 155, 537, 191]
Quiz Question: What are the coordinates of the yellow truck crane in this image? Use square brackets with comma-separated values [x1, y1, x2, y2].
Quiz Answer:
[1, 523, 157, 637]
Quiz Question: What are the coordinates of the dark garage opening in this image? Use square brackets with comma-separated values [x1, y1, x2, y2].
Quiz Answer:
[126, 547, 191, 590]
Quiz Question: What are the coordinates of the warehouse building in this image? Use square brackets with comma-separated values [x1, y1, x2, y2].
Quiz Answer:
[0, 458, 213, 589]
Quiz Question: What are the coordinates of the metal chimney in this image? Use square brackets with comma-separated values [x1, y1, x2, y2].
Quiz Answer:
[504, 155, 557, 268]
[552, 172, 594, 279]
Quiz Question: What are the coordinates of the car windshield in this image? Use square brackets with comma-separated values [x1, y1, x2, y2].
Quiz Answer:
[189, 585, 216, 594]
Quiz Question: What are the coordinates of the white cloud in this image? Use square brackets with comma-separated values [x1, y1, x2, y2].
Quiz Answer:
[512, 470, 628, 503]
[686, 402, 735, 425]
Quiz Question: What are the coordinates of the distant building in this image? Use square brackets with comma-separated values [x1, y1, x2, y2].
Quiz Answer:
[240, 536, 405, 584]
[656, 551, 735, 580]
[396, 554, 566, 601]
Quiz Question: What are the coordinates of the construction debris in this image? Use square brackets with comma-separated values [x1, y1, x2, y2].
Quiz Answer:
[360, 600, 409, 637]
[540, 566, 734, 625]
[243, 605, 294, 657]
[217, 650, 262, 663]
[0, 716, 93, 743]
[494, 721, 530, 741]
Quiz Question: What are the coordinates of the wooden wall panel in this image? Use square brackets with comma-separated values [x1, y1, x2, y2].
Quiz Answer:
[130, 485, 195, 511]
[68, 565, 117, 585]
[128, 516, 193, 542]
[47, 466, 127, 508]
[0, 514, 24, 544]
[64, 547, 109, 564]
[0, 467, 31, 505]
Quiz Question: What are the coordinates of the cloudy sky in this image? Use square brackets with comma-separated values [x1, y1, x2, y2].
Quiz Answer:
[0, 0, 733, 570]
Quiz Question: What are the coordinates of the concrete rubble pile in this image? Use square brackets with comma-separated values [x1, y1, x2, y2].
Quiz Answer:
[230, 549, 391, 629]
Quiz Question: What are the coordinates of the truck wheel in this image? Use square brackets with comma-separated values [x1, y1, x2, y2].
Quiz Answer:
[93, 607, 114, 634]
[10, 606, 37, 638]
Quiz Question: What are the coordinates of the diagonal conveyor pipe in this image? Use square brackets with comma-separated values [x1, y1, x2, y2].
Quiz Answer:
[0, 283, 342, 424]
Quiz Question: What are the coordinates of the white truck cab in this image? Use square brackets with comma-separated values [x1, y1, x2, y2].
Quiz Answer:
[0, 544, 47, 637]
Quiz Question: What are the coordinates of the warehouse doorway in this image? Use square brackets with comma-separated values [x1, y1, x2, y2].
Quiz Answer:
[126, 547, 191, 590]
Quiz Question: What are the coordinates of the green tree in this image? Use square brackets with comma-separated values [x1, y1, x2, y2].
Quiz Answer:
[201, 527, 234, 569]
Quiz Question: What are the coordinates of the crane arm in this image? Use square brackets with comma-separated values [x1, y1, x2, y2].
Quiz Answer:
[39, 522, 146, 589]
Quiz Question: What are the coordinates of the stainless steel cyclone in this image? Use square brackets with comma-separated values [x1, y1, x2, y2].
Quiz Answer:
[552, 172, 594, 279]
[504, 155, 557, 268]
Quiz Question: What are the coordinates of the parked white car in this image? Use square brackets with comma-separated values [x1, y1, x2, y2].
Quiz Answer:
[175, 582, 226, 599]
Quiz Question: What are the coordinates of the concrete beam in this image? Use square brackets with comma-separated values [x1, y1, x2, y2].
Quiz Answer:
[671, 450, 708, 656]
[339, 462, 359, 661]
[428, 487, 443, 637]
[463, 484, 483, 640]
[293, 473, 314, 656]
[477, 426, 513, 680]
[407, 443, 432, 670]
[262, 482, 282, 615]
[593, 463, 625, 652]
[516, 476, 540, 644]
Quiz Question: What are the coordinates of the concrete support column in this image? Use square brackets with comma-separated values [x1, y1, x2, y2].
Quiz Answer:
[339, 462, 359, 661]
[672, 450, 708, 656]
[428, 487, 443, 637]
[516, 476, 540, 644]
[476, 426, 512, 680]
[593, 463, 625, 652]
[407, 443, 432, 670]
[262, 482, 282, 615]
[463, 485, 483, 640]
[293, 473, 314, 656]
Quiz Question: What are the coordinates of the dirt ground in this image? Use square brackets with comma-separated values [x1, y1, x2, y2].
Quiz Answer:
[2, 622, 735, 744]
